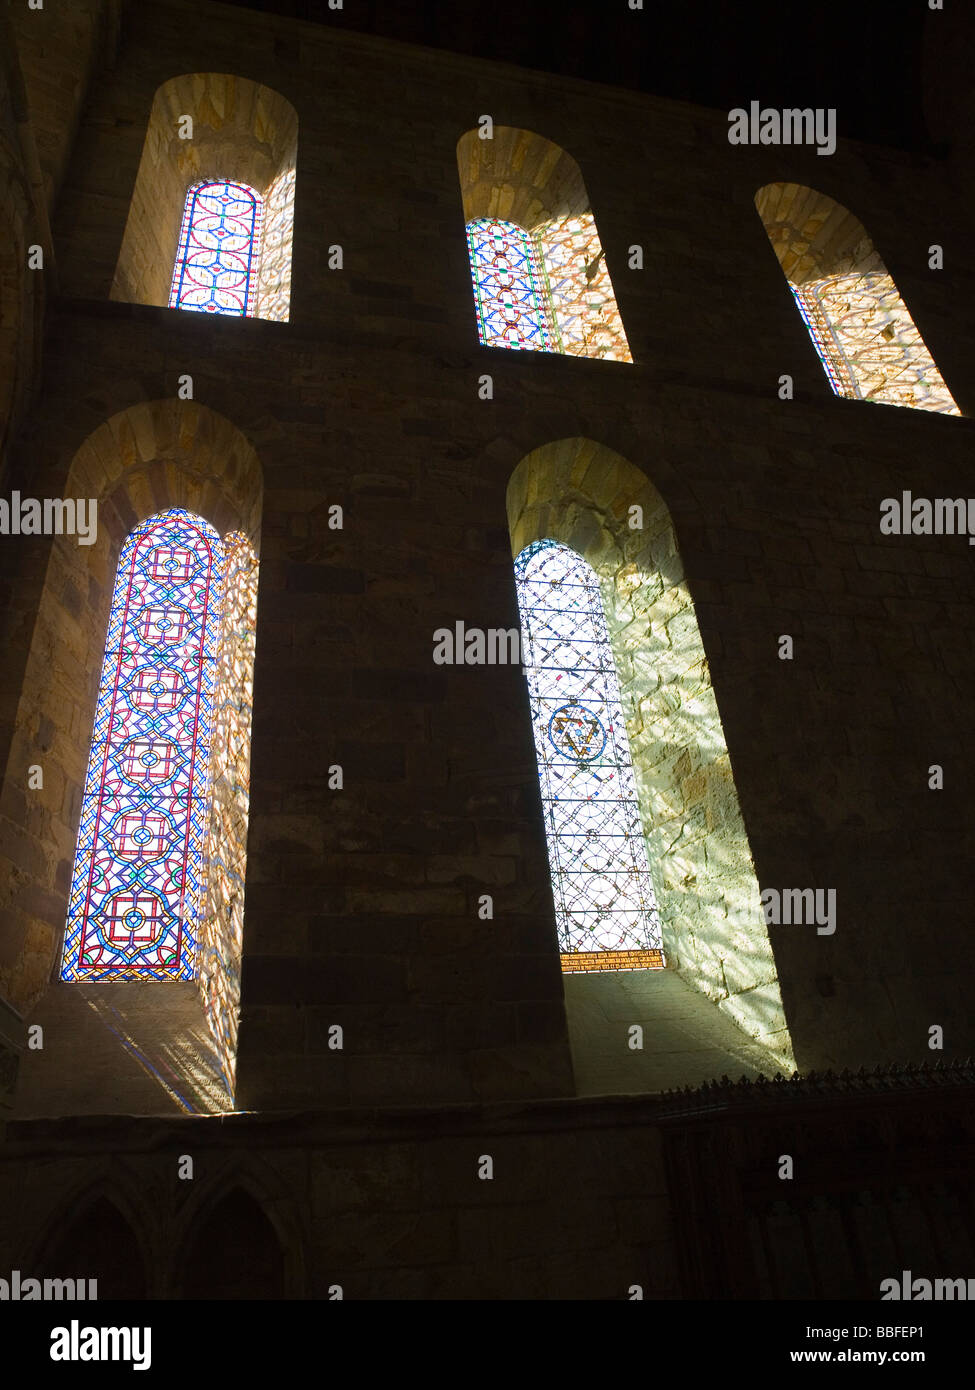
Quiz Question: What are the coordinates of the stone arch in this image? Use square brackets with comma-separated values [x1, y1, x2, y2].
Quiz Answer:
[754, 181, 882, 286]
[173, 1165, 304, 1299]
[1, 400, 262, 1115]
[456, 125, 589, 232]
[30, 1178, 154, 1299]
[507, 438, 794, 1073]
[111, 73, 299, 320]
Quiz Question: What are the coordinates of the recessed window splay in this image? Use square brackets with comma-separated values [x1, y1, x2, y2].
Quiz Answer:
[755, 181, 959, 415]
[514, 539, 664, 972]
[789, 273, 959, 413]
[112, 75, 298, 324]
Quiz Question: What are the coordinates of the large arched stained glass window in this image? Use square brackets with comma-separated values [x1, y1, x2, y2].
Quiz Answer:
[61, 509, 256, 987]
[515, 539, 664, 972]
[169, 180, 263, 317]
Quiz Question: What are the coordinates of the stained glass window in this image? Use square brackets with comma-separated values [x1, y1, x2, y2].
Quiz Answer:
[62, 510, 228, 983]
[515, 540, 664, 972]
[169, 180, 263, 317]
[791, 272, 960, 415]
[466, 217, 556, 351]
[537, 213, 632, 362]
[466, 215, 631, 361]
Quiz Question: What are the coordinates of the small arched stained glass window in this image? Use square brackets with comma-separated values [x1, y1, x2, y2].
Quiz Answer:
[62, 510, 244, 984]
[755, 182, 958, 415]
[169, 180, 263, 317]
[514, 539, 664, 972]
[465, 215, 631, 361]
[466, 218, 557, 352]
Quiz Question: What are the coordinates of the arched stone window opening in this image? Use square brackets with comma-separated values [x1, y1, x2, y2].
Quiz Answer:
[60, 509, 258, 1094]
[180, 1189, 287, 1299]
[755, 182, 959, 415]
[0, 401, 263, 1117]
[514, 538, 665, 973]
[507, 439, 794, 1077]
[112, 74, 298, 323]
[457, 127, 631, 362]
[40, 1195, 149, 1301]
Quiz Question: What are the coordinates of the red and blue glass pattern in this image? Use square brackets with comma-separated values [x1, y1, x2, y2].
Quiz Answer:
[465, 217, 556, 351]
[515, 540, 664, 965]
[169, 180, 263, 317]
[789, 281, 852, 397]
[61, 511, 224, 982]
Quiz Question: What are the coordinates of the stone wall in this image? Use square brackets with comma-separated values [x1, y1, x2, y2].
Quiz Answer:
[1, 1065, 971, 1299]
[0, 0, 973, 1118]
[0, 8, 42, 469]
[0, 993, 24, 1131]
[0, 1096, 677, 1299]
[6, 0, 118, 213]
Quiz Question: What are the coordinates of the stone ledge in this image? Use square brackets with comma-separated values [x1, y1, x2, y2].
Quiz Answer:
[656, 1057, 975, 1120]
[4, 1058, 973, 1155]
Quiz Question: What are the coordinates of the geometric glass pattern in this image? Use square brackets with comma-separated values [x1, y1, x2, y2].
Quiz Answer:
[196, 531, 259, 1092]
[465, 214, 631, 362]
[169, 180, 263, 317]
[537, 212, 632, 362]
[514, 540, 664, 971]
[465, 217, 557, 352]
[61, 510, 224, 981]
[791, 273, 960, 415]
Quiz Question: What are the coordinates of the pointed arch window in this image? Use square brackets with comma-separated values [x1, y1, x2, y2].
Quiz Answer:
[169, 180, 264, 317]
[61, 509, 258, 1005]
[514, 539, 664, 972]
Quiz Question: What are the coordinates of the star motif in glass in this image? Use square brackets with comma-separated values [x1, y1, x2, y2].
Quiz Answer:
[515, 539, 664, 968]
